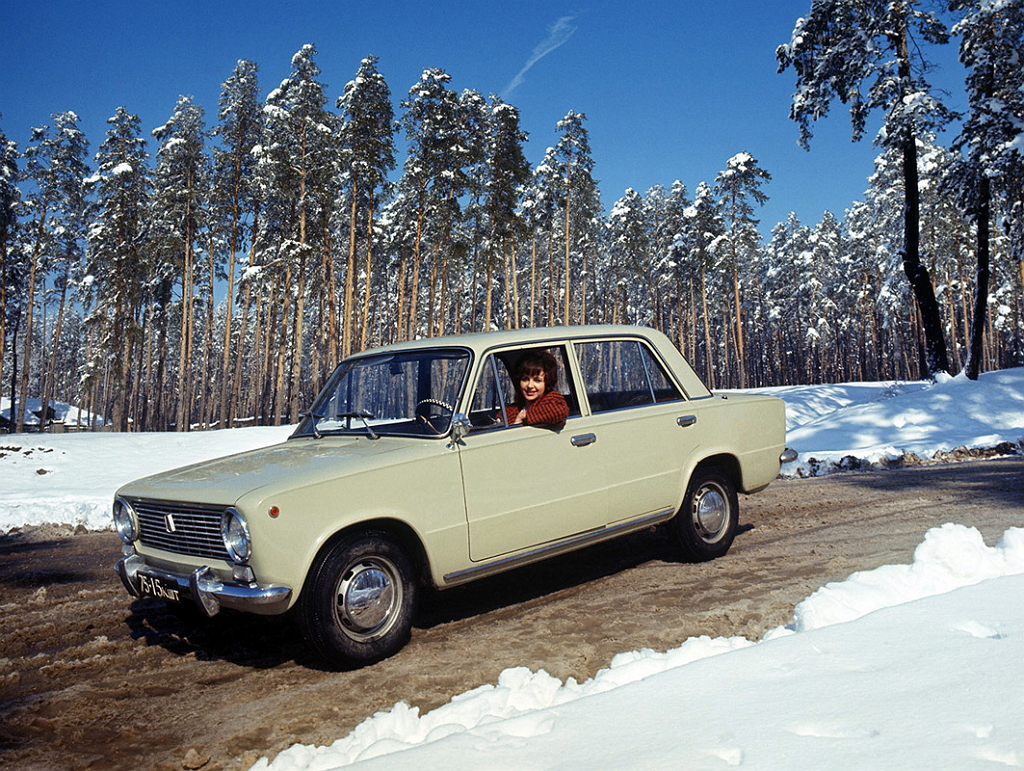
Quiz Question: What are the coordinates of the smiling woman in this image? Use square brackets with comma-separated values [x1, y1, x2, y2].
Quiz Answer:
[506, 350, 569, 427]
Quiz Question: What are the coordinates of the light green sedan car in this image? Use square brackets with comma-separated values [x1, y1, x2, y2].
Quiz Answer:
[115, 325, 793, 668]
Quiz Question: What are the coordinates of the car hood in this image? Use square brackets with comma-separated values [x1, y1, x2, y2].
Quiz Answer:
[115, 435, 423, 506]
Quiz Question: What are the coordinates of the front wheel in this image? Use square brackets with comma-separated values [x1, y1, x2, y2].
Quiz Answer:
[670, 467, 738, 562]
[299, 532, 418, 669]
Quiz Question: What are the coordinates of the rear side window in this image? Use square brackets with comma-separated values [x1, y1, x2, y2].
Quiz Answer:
[576, 340, 683, 414]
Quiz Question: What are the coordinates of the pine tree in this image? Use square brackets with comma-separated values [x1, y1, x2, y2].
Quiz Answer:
[212, 59, 261, 427]
[714, 152, 771, 387]
[763, 212, 813, 382]
[399, 68, 474, 338]
[151, 96, 211, 431]
[85, 107, 151, 430]
[482, 97, 530, 330]
[0, 121, 20, 424]
[17, 111, 90, 432]
[652, 181, 692, 350]
[338, 55, 396, 355]
[806, 211, 844, 381]
[777, 0, 955, 378]
[946, 0, 1024, 378]
[685, 182, 726, 387]
[261, 44, 337, 422]
[520, 148, 562, 327]
[607, 188, 650, 325]
[552, 111, 600, 325]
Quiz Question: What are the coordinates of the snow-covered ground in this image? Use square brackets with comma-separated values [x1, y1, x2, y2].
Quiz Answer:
[1, 396, 106, 429]
[2, 368, 1023, 769]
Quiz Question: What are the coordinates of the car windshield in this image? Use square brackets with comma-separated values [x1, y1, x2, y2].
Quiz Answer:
[292, 347, 471, 439]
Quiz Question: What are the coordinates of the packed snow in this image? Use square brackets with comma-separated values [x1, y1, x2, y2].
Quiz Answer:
[2, 368, 1023, 769]
[251, 526, 1024, 771]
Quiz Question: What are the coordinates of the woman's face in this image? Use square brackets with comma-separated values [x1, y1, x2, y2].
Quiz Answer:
[519, 370, 546, 404]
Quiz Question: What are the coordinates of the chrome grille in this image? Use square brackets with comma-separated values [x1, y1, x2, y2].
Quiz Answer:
[131, 498, 231, 561]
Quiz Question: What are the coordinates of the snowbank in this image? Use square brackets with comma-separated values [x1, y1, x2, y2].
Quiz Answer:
[251, 523, 1024, 770]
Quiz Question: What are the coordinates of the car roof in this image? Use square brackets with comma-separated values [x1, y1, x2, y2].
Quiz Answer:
[355, 325, 665, 357]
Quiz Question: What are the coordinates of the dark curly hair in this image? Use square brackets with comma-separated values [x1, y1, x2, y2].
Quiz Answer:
[513, 351, 560, 406]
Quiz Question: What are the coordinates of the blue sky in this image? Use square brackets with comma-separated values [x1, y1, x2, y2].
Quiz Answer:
[2, 0, 967, 236]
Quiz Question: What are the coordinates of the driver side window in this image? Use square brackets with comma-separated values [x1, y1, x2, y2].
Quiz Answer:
[468, 346, 579, 430]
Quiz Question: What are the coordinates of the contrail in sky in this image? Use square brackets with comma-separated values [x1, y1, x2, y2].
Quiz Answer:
[503, 16, 579, 97]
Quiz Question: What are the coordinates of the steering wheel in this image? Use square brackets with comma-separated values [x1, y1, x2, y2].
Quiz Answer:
[414, 398, 454, 435]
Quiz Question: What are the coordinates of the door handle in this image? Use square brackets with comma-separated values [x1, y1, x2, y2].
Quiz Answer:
[571, 433, 597, 447]
[677, 415, 697, 428]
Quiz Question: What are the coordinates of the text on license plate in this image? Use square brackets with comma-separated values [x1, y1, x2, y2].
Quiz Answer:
[138, 573, 183, 603]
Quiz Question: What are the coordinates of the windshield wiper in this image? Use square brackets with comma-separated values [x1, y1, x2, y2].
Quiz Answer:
[299, 410, 325, 439]
[335, 411, 379, 440]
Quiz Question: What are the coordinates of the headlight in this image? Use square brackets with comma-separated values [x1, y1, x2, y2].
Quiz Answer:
[113, 497, 138, 543]
[221, 508, 251, 563]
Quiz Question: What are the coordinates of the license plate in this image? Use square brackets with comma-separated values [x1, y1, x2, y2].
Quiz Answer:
[138, 572, 184, 603]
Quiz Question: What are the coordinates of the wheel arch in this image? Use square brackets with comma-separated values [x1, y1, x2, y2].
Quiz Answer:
[308, 517, 432, 591]
[689, 453, 741, 491]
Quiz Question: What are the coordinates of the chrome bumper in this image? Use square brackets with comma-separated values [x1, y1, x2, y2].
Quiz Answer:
[116, 552, 292, 617]
[780, 447, 798, 464]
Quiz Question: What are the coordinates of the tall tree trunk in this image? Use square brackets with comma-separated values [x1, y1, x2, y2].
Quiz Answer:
[289, 249, 307, 424]
[41, 263, 70, 430]
[176, 229, 196, 431]
[343, 176, 358, 358]
[272, 267, 290, 426]
[359, 202, 375, 352]
[563, 177, 571, 326]
[529, 233, 538, 329]
[200, 242, 217, 429]
[324, 220, 339, 370]
[0, 238, 7, 420]
[16, 215, 46, 433]
[899, 134, 950, 378]
[700, 265, 714, 390]
[964, 176, 991, 380]
[218, 183, 241, 430]
[407, 184, 427, 341]
[732, 265, 746, 388]
[231, 281, 253, 428]
[893, 25, 949, 378]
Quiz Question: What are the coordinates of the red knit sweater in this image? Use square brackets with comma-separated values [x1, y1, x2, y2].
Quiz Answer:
[505, 390, 569, 427]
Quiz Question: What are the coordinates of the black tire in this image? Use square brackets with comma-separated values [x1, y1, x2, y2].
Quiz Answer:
[671, 466, 739, 562]
[299, 532, 418, 668]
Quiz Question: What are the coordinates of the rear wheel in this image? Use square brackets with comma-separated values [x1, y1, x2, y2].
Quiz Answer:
[671, 466, 738, 561]
[299, 532, 418, 668]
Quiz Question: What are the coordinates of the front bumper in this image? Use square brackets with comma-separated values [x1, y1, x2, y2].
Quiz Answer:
[116, 552, 292, 617]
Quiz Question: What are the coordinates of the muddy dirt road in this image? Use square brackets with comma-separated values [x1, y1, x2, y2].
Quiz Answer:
[2, 457, 1023, 771]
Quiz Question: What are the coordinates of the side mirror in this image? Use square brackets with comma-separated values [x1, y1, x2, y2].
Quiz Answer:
[450, 413, 471, 444]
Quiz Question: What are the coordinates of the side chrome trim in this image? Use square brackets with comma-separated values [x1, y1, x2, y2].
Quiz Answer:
[443, 508, 675, 586]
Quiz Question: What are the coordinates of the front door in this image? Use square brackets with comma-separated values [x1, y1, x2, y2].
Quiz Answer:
[458, 348, 609, 562]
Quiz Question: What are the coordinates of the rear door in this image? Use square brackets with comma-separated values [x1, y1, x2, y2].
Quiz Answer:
[573, 337, 699, 524]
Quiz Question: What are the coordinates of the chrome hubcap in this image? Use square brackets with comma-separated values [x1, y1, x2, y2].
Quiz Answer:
[692, 484, 728, 542]
[337, 559, 398, 639]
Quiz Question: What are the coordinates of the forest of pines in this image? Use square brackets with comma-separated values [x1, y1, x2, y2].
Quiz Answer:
[1, 0, 1023, 433]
